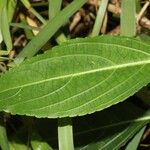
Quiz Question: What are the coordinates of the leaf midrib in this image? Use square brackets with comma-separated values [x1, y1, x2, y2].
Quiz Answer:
[0, 59, 150, 94]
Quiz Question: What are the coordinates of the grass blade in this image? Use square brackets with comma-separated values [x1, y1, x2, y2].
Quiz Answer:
[121, 0, 136, 37]
[21, 0, 46, 24]
[48, 0, 66, 44]
[7, 0, 17, 23]
[48, 0, 62, 20]
[91, 0, 109, 37]
[19, 14, 34, 40]
[0, 0, 12, 51]
[125, 126, 146, 150]
[76, 103, 150, 150]
[15, 0, 88, 64]
[10, 22, 40, 31]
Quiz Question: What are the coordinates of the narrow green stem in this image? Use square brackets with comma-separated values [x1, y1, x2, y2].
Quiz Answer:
[0, 114, 10, 150]
[58, 118, 74, 150]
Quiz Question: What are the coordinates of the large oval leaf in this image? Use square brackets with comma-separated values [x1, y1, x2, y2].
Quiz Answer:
[0, 36, 150, 118]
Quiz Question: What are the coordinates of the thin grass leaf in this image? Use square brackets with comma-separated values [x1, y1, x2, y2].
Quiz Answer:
[48, 0, 62, 20]
[14, 0, 88, 64]
[121, 0, 136, 37]
[75, 102, 150, 150]
[19, 14, 34, 40]
[21, 0, 46, 24]
[91, 0, 109, 37]
[10, 22, 40, 31]
[125, 126, 146, 150]
[0, 1, 5, 44]
[48, 0, 66, 44]
[7, 0, 17, 23]
[0, 0, 13, 51]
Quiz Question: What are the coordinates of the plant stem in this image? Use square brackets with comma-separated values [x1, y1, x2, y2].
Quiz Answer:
[58, 118, 74, 150]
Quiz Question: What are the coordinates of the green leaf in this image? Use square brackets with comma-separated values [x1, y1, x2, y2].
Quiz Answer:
[0, 36, 150, 118]
[125, 126, 146, 150]
[121, 0, 136, 37]
[75, 102, 150, 150]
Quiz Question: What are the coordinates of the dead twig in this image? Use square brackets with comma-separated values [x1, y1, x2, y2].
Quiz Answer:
[137, 0, 150, 23]
[101, 12, 108, 34]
